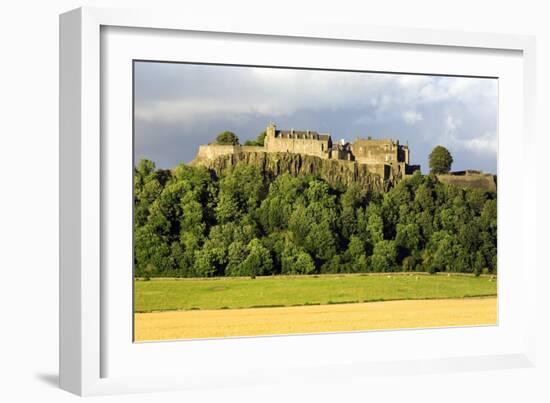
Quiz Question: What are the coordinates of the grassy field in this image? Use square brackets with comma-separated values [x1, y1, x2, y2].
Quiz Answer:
[134, 297, 497, 341]
[134, 273, 497, 313]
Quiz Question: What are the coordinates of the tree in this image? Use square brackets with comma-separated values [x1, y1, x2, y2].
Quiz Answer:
[257, 173, 307, 233]
[244, 130, 267, 146]
[281, 243, 315, 275]
[216, 131, 239, 145]
[340, 183, 366, 239]
[225, 241, 249, 276]
[193, 248, 218, 277]
[429, 145, 453, 174]
[366, 206, 384, 244]
[423, 230, 456, 273]
[370, 240, 397, 272]
[345, 235, 369, 272]
[134, 225, 172, 276]
[239, 238, 273, 278]
[133, 154, 497, 279]
[215, 163, 266, 223]
[395, 223, 421, 256]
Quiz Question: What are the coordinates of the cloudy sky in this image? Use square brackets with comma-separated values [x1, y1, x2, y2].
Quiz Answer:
[134, 61, 498, 173]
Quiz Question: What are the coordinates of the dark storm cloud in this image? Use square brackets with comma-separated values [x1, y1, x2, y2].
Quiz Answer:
[134, 62, 497, 173]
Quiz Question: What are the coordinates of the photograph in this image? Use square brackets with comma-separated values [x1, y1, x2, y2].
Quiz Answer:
[132, 61, 498, 342]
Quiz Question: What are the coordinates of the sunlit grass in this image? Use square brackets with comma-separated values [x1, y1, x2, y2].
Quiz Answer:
[134, 273, 497, 313]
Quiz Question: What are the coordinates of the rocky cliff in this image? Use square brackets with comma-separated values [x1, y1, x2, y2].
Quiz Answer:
[192, 151, 391, 192]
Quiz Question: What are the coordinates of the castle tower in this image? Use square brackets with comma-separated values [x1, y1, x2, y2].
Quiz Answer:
[266, 122, 276, 137]
[265, 122, 277, 151]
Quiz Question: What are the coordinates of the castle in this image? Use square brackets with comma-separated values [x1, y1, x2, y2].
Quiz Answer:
[195, 123, 421, 180]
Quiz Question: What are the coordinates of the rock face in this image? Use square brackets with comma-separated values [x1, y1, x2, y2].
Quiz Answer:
[192, 151, 391, 192]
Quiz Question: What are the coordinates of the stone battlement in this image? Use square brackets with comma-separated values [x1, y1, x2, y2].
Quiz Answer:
[196, 144, 266, 161]
[437, 171, 497, 192]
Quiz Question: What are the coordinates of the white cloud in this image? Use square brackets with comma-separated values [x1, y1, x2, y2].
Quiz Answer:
[440, 112, 496, 156]
[137, 67, 392, 123]
[446, 114, 458, 130]
[463, 132, 498, 154]
[135, 65, 496, 130]
[402, 111, 423, 125]
[397, 75, 431, 88]
[135, 99, 289, 124]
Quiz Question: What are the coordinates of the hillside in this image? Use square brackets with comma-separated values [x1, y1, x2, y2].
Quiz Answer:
[437, 172, 497, 192]
[192, 151, 391, 192]
[192, 150, 497, 193]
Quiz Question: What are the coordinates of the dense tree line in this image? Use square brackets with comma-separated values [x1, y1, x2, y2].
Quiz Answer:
[134, 159, 497, 278]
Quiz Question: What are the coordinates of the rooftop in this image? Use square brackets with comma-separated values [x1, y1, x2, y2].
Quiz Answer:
[275, 129, 331, 141]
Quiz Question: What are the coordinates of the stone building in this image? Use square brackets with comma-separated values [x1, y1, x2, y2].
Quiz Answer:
[264, 124, 333, 159]
[194, 122, 420, 180]
[351, 137, 419, 178]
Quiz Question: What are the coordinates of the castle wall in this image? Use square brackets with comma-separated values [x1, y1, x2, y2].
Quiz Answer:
[365, 163, 390, 180]
[196, 144, 239, 161]
[437, 172, 497, 192]
[351, 139, 399, 165]
[240, 146, 266, 153]
[330, 148, 353, 161]
[398, 147, 410, 164]
[265, 136, 330, 159]
[197, 144, 267, 162]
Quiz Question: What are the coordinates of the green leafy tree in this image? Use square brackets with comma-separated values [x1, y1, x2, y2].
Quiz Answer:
[465, 188, 488, 215]
[194, 236, 228, 277]
[134, 226, 172, 275]
[225, 241, 250, 276]
[345, 235, 369, 272]
[287, 180, 339, 265]
[193, 248, 218, 277]
[429, 145, 453, 174]
[134, 155, 497, 279]
[320, 255, 345, 274]
[261, 231, 287, 274]
[239, 238, 273, 278]
[366, 206, 384, 245]
[134, 159, 166, 227]
[257, 174, 307, 233]
[423, 230, 456, 273]
[215, 193, 241, 224]
[175, 231, 202, 275]
[244, 130, 267, 146]
[395, 223, 421, 259]
[480, 198, 497, 232]
[216, 131, 240, 145]
[305, 221, 337, 262]
[340, 184, 366, 239]
[370, 240, 397, 272]
[281, 243, 315, 275]
[215, 164, 266, 223]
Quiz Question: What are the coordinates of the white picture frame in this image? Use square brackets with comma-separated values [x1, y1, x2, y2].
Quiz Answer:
[59, 6, 537, 397]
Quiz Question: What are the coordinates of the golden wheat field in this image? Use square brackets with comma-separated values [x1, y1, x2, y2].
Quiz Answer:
[134, 296, 497, 341]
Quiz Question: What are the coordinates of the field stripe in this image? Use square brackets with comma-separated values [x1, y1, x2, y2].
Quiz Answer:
[134, 296, 497, 341]
[134, 274, 497, 313]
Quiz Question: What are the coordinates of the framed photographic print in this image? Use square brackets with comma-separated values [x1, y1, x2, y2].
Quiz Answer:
[132, 62, 499, 343]
[59, 7, 537, 396]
